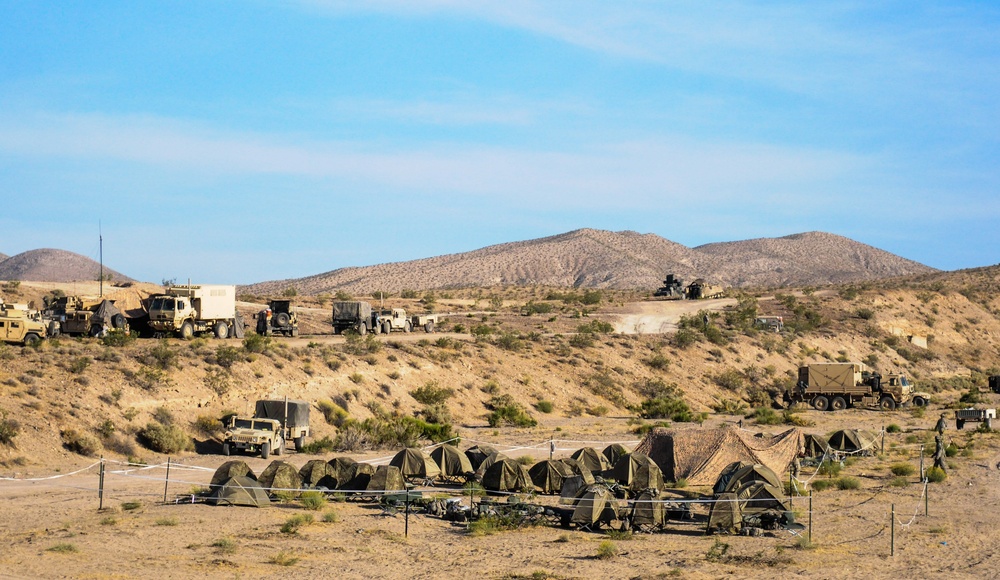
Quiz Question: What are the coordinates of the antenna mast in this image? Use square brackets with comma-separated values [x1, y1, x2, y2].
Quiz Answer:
[99, 221, 104, 298]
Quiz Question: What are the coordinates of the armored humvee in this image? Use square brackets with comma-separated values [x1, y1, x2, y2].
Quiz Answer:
[0, 304, 47, 346]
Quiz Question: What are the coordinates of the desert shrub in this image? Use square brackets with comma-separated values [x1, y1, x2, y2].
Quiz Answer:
[810, 479, 833, 492]
[522, 301, 554, 315]
[889, 476, 909, 488]
[568, 333, 595, 348]
[886, 424, 901, 433]
[194, 415, 223, 436]
[348, 373, 364, 384]
[595, 540, 618, 560]
[214, 345, 243, 369]
[890, 463, 915, 476]
[495, 332, 525, 352]
[280, 513, 314, 534]
[128, 366, 172, 391]
[711, 368, 746, 391]
[835, 477, 861, 490]
[945, 442, 959, 457]
[0, 411, 20, 446]
[644, 353, 670, 370]
[534, 400, 554, 413]
[68, 356, 91, 374]
[672, 328, 698, 349]
[242, 333, 271, 354]
[781, 410, 814, 427]
[145, 340, 178, 370]
[712, 399, 748, 415]
[749, 407, 782, 425]
[486, 395, 537, 428]
[139, 423, 193, 454]
[61, 429, 100, 456]
[300, 490, 327, 511]
[317, 400, 349, 427]
[101, 329, 136, 347]
[410, 381, 455, 405]
[639, 396, 704, 423]
[818, 460, 842, 478]
[300, 436, 336, 454]
[342, 333, 382, 355]
[925, 467, 947, 483]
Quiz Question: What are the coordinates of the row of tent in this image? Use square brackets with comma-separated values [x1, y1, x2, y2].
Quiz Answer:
[707, 462, 795, 534]
[803, 429, 879, 458]
[206, 442, 649, 507]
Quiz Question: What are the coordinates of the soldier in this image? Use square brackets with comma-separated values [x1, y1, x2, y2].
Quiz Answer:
[933, 434, 947, 472]
[935, 413, 947, 435]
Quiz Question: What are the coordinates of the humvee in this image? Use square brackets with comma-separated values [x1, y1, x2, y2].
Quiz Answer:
[256, 299, 298, 337]
[222, 417, 285, 459]
[0, 304, 47, 346]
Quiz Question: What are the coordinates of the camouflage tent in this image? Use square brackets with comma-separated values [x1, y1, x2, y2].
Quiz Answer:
[635, 425, 802, 486]
[630, 489, 666, 530]
[210, 460, 256, 491]
[482, 458, 532, 493]
[258, 461, 302, 497]
[366, 465, 407, 495]
[602, 443, 629, 467]
[327, 456, 359, 484]
[91, 299, 128, 333]
[207, 475, 270, 508]
[430, 444, 473, 481]
[571, 447, 611, 474]
[828, 430, 878, 455]
[559, 475, 591, 505]
[528, 459, 575, 494]
[570, 485, 620, 529]
[342, 463, 376, 492]
[558, 458, 595, 485]
[299, 459, 339, 489]
[609, 452, 664, 493]
[733, 480, 788, 515]
[713, 463, 781, 496]
[803, 434, 830, 458]
[465, 444, 499, 470]
[474, 451, 509, 480]
[390, 448, 442, 481]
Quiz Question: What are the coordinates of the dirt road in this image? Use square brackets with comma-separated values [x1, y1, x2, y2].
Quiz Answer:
[611, 298, 736, 334]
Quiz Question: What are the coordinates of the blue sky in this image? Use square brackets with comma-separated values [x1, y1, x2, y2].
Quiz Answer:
[1, 1, 998, 284]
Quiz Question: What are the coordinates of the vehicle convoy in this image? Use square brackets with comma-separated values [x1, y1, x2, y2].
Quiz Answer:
[955, 408, 996, 430]
[0, 303, 47, 346]
[222, 398, 310, 458]
[253, 399, 310, 451]
[43, 296, 128, 337]
[332, 301, 438, 334]
[148, 284, 240, 339]
[785, 362, 928, 411]
[255, 299, 298, 337]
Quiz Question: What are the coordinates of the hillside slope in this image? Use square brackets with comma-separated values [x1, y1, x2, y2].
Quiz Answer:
[0, 249, 133, 284]
[242, 229, 936, 296]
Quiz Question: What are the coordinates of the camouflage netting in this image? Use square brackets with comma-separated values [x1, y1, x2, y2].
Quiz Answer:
[635, 424, 803, 486]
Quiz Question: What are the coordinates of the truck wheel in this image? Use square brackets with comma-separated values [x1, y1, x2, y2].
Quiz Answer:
[986, 418, 993, 430]
[812, 396, 829, 412]
[373, 322, 381, 335]
[23, 333, 41, 347]
[112, 313, 127, 329]
[831, 397, 847, 411]
[222, 443, 231, 456]
[383, 322, 391, 334]
[424, 322, 434, 333]
[403, 321, 411, 333]
[879, 396, 896, 411]
[912, 397, 927, 407]
[275, 439, 283, 456]
[957, 419, 965, 430]
[357, 322, 367, 336]
[291, 328, 298, 337]
[47, 321, 60, 338]
[90, 324, 103, 337]
[180, 321, 194, 340]
[261, 442, 270, 460]
[214, 321, 229, 339]
[294, 436, 304, 451]
[275, 312, 290, 327]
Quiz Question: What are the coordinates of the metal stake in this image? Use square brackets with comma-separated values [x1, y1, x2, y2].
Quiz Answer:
[98, 458, 105, 511]
[891, 504, 895, 557]
[163, 457, 171, 503]
[808, 490, 812, 543]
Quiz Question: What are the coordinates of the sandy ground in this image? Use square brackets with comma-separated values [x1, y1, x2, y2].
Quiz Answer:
[612, 298, 737, 334]
[2, 409, 998, 579]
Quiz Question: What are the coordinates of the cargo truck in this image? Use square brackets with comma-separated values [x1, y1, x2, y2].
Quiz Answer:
[784, 362, 927, 411]
[148, 284, 238, 339]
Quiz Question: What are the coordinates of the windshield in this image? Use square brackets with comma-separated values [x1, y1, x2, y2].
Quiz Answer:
[151, 297, 175, 311]
[234, 419, 254, 429]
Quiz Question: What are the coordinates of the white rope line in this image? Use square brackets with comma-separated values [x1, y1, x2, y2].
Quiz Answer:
[896, 481, 928, 530]
[0, 461, 101, 481]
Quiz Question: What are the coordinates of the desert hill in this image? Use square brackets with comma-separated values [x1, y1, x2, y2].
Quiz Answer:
[0, 253, 8, 262]
[242, 228, 936, 296]
[0, 249, 133, 284]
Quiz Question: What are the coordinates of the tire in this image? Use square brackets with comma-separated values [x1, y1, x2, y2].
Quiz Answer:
[90, 324, 103, 337]
[180, 320, 194, 340]
[291, 328, 298, 337]
[275, 312, 290, 327]
[957, 419, 965, 430]
[214, 321, 229, 339]
[47, 321, 60, 338]
[23, 333, 41, 347]
[112, 313, 126, 329]
[222, 443, 231, 456]
[294, 436, 304, 451]
[879, 396, 896, 411]
[261, 442, 271, 460]
[812, 396, 829, 412]
[424, 322, 434, 333]
[831, 397, 847, 411]
[383, 322, 391, 334]
[403, 321, 411, 333]
[912, 397, 927, 407]
[373, 323, 381, 335]
[357, 322, 367, 336]
[275, 439, 283, 456]
[986, 418, 992, 430]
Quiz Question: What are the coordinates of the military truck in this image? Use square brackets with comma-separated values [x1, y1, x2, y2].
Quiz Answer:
[148, 284, 237, 339]
[785, 362, 920, 411]
[686, 279, 724, 300]
[653, 274, 686, 299]
[222, 416, 284, 459]
[331, 300, 376, 335]
[44, 296, 128, 337]
[955, 408, 996, 430]
[376, 308, 439, 333]
[0, 304, 47, 346]
[253, 399, 310, 450]
[255, 299, 298, 337]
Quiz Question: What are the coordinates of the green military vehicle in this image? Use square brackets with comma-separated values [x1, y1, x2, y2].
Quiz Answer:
[0, 303, 47, 346]
[255, 299, 298, 337]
